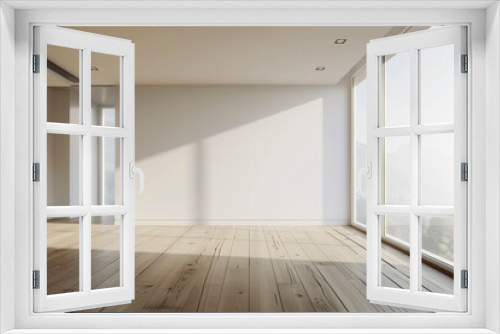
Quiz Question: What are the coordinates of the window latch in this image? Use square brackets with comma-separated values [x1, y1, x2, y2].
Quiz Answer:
[129, 162, 145, 195]
[356, 161, 372, 196]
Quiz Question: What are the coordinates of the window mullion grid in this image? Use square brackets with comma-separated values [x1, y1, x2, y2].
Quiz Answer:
[119, 55, 125, 287]
[376, 55, 386, 289]
[372, 124, 454, 138]
[410, 46, 420, 294]
[378, 56, 386, 241]
[121, 53, 134, 291]
[82, 48, 92, 294]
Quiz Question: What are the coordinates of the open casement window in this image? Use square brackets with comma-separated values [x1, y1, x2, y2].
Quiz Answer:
[366, 26, 467, 312]
[33, 26, 137, 312]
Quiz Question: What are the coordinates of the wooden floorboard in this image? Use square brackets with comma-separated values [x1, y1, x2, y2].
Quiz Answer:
[263, 225, 315, 312]
[195, 226, 236, 312]
[218, 226, 250, 312]
[282, 226, 347, 312]
[249, 226, 283, 312]
[43, 224, 455, 313]
[139, 226, 223, 312]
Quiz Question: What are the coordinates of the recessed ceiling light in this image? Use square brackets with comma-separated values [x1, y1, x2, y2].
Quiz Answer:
[316, 66, 326, 71]
[91, 66, 99, 71]
[335, 38, 347, 44]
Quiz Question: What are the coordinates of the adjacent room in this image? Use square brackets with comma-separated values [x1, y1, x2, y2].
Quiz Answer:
[44, 26, 454, 313]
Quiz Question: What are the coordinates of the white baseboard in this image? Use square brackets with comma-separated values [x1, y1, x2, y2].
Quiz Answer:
[133, 219, 350, 226]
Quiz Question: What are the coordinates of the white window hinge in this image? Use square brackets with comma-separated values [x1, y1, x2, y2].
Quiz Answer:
[461, 162, 468, 182]
[33, 54, 40, 73]
[461, 270, 468, 289]
[33, 163, 40, 182]
[461, 54, 468, 73]
[33, 270, 40, 289]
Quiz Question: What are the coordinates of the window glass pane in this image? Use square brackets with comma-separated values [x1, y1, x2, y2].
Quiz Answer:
[383, 136, 410, 205]
[92, 137, 121, 205]
[355, 76, 368, 225]
[380, 215, 410, 290]
[385, 214, 410, 245]
[47, 45, 80, 124]
[47, 134, 80, 206]
[91, 52, 121, 127]
[420, 44, 454, 125]
[422, 216, 454, 263]
[91, 216, 121, 290]
[421, 216, 454, 294]
[383, 51, 410, 127]
[47, 216, 80, 295]
[420, 133, 454, 206]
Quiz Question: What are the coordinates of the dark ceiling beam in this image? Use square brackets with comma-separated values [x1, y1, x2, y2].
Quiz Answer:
[47, 60, 79, 84]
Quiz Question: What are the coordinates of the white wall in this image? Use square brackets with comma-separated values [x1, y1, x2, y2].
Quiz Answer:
[135, 78, 351, 225]
[45, 81, 351, 225]
[486, 2, 500, 332]
[0, 2, 15, 332]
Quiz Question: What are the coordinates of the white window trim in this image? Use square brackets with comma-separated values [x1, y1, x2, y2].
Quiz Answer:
[0, 2, 498, 333]
[351, 64, 368, 231]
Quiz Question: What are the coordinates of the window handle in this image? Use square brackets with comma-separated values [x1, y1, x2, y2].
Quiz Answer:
[129, 162, 145, 195]
[356, 161, 372, 196]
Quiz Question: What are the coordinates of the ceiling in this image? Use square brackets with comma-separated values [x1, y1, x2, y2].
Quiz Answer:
[49, 26, 402, 85]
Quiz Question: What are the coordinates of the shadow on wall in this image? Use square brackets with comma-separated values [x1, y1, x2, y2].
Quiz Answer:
[134, 83, 350, 224]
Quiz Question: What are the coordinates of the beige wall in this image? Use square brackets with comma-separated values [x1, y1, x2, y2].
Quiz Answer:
[135, 79, 351, 225]
[47, 88, 72, 206]
[47, 81, 352, 224]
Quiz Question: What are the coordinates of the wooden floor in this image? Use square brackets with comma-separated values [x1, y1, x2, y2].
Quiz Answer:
[47, 223, 454, 313]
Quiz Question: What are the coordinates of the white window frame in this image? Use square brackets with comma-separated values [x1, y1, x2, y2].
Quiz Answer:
[2, 2, 498, 333]
[351, 65, 368, 231]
